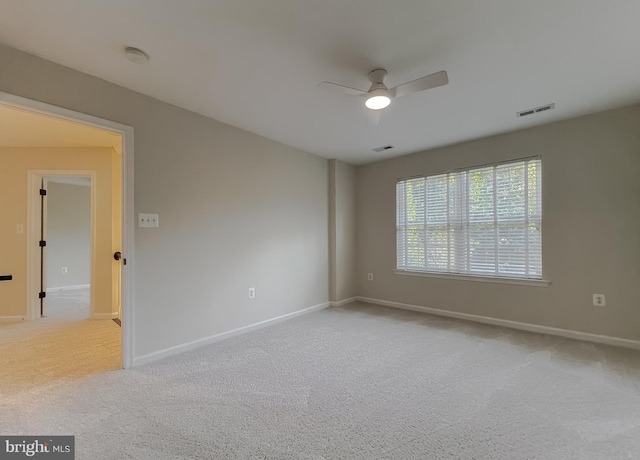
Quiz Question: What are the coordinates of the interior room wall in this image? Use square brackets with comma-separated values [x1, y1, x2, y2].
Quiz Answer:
[0, 44, 329, 359]
[46, 181, 91, 289]
[329, 160, 357, 303]
[334, 160, 357, 301]
[356, 104, 640, 341]
[0, 147, 115, 317]
[328, 161, 337, 302]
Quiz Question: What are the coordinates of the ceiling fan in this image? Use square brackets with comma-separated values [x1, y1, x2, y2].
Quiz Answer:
[319, 68, 449, 111]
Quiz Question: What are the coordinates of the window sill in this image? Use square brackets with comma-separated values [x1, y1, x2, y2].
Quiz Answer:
[392, 269, 551, 287]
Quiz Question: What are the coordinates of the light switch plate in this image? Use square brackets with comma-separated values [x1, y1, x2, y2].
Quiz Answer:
[138, 213, 159, 228]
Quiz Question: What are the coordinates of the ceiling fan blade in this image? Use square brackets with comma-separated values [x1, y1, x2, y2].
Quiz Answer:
[318, 81, 367, 96]
[391, 70, 448, 98]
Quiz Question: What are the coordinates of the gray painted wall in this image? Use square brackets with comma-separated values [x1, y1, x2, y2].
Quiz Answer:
[335, 161, 357, 301]
[328, 160, 357, 302]
[356, 104, 640, 341]
[0, 44, 329, 357]
[46, 182, 91, 289]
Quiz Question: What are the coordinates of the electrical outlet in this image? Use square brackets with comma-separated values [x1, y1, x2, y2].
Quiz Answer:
[368, 273, 374, 281]
[592, 294, 605, 307]
[248, 287, 256, 299]
[138, 213, 159, 228]
[61, 267, 68, 274]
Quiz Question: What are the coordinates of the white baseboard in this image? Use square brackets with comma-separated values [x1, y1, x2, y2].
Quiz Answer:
[0, 316, 26, 322]
[47, 284, 90, 292]
[133, 301, 331, 367]
[91, 312, 118, 320]
[356, 296, 640, 351]
[330, 297, 358, 307]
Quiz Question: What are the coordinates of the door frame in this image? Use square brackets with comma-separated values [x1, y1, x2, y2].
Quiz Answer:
[27, 171, 97, 319]
[0, 91, 135, 369]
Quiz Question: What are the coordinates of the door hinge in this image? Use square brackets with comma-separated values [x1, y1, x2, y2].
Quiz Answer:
[40, 189, 47, 196]
[39, 240, 47, 247]
[38, 291, 46, 299]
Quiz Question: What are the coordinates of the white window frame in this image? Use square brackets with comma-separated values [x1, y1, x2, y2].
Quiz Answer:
[395, 157, 549, 287]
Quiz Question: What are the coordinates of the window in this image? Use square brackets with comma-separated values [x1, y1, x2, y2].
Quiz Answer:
[396, 158, 542, 279]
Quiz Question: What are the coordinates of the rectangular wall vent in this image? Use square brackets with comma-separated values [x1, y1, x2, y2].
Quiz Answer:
[373, 145, 394, 152]
[517, 103, 555, 118]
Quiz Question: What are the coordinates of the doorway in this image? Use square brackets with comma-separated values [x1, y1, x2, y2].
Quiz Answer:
[27, 171, 102, 321]
[0, 91, 134, 369]
[43, 175, 93, 320]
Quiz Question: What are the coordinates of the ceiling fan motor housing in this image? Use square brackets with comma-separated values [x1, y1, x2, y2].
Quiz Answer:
[368, 69, 388, 91]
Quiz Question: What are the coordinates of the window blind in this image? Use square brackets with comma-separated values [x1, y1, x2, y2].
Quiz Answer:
[396, 158, 542, 279]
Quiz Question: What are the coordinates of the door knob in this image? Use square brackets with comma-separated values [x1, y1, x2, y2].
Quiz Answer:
[114, 251, 122, 261]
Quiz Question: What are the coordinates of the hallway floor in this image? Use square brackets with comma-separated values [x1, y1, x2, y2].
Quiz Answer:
[0, 288, 121, 397]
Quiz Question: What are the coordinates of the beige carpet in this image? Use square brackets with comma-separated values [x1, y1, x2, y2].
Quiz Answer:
[0, 288, 121, 397]
[2, 302, 639, 459]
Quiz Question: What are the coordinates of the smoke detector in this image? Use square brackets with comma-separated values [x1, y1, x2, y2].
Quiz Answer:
[125, 47, 149, 64]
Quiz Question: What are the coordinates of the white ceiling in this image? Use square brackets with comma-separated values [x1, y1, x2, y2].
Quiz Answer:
[0, 0, 639, 165]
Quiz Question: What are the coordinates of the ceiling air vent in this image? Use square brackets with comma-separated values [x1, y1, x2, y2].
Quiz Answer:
[372, 145, 394, 152]
[517, 103, 555, 118]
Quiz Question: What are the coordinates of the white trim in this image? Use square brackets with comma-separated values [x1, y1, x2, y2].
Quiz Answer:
[356, 296, 640, 351]
[133, 301, 330, 367]
[47, 176, 91, 187]
[393, 269, 551, 287]
[397, 155, 542, 182]
[330, 297, 358, 307]
[91, 312, 119, 320]
[0, 316, 27, 322]
[0, 91, 135, 369]
[46, 284, 91, 292]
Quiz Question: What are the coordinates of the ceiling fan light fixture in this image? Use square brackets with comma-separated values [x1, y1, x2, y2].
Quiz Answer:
[365, 90, 391, 110]
[320, 68, 448, 117]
